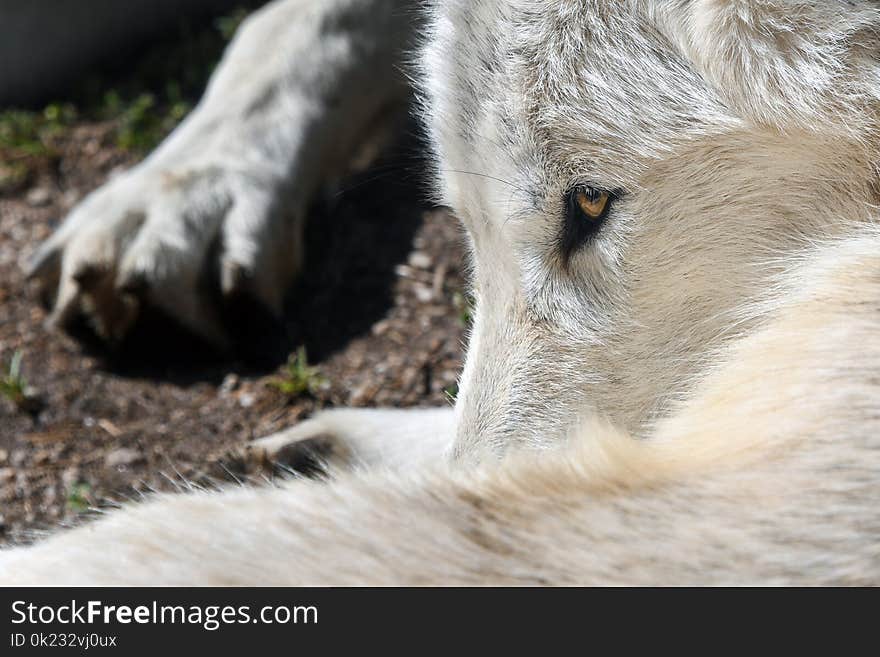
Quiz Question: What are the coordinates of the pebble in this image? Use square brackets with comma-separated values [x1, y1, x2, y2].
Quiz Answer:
[372, 320, 391, 337]
[26, 186, 52, 207]
[105, 448, 143, 469]
[19, 387, 46, 414]
[62, 189, 82, 208]
[61, 466, 81, 489]
[350, 380, 376, 406]
[414, 285, 435, 304]
[408, 251, 433, 270]
[220, 374, 240, 396]
[97, 419, 122, 438]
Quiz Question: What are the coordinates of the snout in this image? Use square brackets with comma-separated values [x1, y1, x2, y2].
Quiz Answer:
[451, 297, 583, 462]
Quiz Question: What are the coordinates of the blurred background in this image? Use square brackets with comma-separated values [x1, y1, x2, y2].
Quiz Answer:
[0, 2, 466, 544]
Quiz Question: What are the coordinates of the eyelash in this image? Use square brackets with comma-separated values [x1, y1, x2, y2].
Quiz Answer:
[560, 185, 618, 264]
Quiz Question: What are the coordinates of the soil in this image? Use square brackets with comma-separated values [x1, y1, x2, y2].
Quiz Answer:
[0, 116, 467, 545]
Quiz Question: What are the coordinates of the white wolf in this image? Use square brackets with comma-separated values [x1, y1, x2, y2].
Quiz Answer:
[3, 0, 880, 585]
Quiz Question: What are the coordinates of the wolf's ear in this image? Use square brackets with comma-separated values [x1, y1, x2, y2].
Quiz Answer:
[653, 0, 880, 136]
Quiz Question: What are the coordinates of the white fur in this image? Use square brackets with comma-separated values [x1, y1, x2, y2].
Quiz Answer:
[6, 0, 880, 584]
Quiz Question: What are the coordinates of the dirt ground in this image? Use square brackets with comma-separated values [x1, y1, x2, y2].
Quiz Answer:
[0, 52, 467, 545]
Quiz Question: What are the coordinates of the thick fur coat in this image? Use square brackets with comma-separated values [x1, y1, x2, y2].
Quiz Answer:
[3, 0, 879, 585]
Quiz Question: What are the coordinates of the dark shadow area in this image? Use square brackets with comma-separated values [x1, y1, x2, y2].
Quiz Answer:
[3, 1, 270, 109]
[284, 124, 434, 363]
[63, 310, 232, 385]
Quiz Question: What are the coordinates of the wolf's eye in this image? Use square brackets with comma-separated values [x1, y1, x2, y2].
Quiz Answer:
[561, 185, 615, 262]
[574, 186, 611, 220]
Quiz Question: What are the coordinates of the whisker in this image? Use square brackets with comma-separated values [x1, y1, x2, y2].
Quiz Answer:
[440, 169, 528, 195]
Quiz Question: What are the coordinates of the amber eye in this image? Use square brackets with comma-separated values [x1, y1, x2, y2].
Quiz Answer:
[560, 185, 617, 264]
[574, 186, 611, 220]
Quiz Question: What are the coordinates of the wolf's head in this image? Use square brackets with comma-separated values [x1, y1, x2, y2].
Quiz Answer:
[422, 0, 880, 459]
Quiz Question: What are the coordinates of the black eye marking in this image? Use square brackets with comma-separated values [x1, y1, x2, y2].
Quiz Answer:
[560, 185, 618, 264]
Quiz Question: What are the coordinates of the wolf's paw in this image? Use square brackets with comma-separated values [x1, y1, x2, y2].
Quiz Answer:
[237, 408, 456, 474]
[238, 418, 353, 476]
[26, 162, 302, 348]
[242, 413, 355, 474]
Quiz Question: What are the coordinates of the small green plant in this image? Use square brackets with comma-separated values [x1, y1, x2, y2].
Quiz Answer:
[0, 161, 29, 194]
[66, 482, 93, 513]
[0, 5, 251, 165]
[108, 91, 192, 152]
[1, 351, 44, 414]
[452, 291, 475, 328]
[0, 104, 77, 193]
[269, 347, 326, 398]
[215, 8, 250, 41]
[0, 351, 27, 406]
[0, 103, 77, 156]
[97, 5, 249, 152]
[0, 104, 78, 192]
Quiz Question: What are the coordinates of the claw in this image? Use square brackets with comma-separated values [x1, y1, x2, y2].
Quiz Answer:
[238, 431, 342, 477]
[47, 277, 83, 331]
[24, 241, 62, 283]
[68, 263, 140, 342]
[220, 259, 248, 297]
[115, 270, 150, 297]
[24, 246, 63, 309]
[72, 263, 107, 289]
